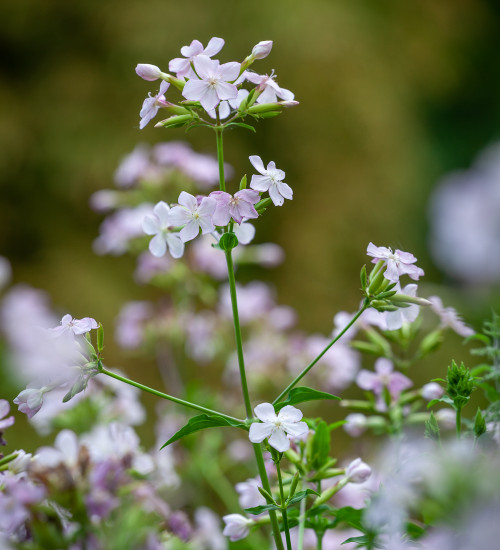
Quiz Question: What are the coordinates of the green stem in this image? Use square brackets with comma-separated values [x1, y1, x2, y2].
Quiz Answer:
[215, 127, 225, 192]
[225, 249, 252, 418]
[297, 492, 306, 550]
[253, 444, 285, 550]
[456, 406, 462, 438]
[99, 366, 242, 423]
[276, 458, 292, 550]
[273, 301, 370, 404]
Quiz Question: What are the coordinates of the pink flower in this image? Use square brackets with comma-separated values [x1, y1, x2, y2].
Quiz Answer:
[249, 155, 292, 206]
[209, 189, 260, 225]
[345, 458, 372, 484]
[169, 37, 225, 79]
[135, 63, 163, 81]
[251, 40, 273, 60]
[182, 56, 240, 112]
[343, 413, 368, 437]
[421, 382, 444, 401]
[222, 514, 253, 542]
[13, 382, 51, 418]
[244, 70, 294, 104]
[139, 81, 169, 129]
[366, 242, 424, 283]
[248, 402, 308, 452]
[0, 399, 14, 432]
[142, 201, 184, 258]
[428, 295, 474, 337]
[356, 358, 413, 403]
[50, 314, 98, 336]
[168, 191, 216, 243]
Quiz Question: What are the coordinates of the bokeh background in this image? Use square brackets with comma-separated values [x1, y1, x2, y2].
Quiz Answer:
[2, 0, 500, 449]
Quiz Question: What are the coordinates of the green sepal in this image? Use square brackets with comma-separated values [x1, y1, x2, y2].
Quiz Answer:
[255, 197, 273, 213]
[239, 174, 248, 190]
[275, 386, 340, 411]
[97, 323, 104, 353]
[360, 265, 367, 290]
[160, 414, 247, 449]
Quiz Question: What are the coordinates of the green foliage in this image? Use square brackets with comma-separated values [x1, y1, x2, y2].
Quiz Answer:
[446, 360, 475, 410]
[274, 386, 340, 411]
[306, 420, 330, 470]
[424, 411, 441, 441]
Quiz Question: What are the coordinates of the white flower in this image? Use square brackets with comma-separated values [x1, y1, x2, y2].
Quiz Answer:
[367, 242, 424, 283]
[248, 402, 308, 452]
[249, 155, 292, 206]
[222, 514, 253, 542]
[168, 191, 216, 243]
[244, 70, 294, 104]
[428, 295, 474, 337]
[345, 458, 372, 484]
[139, 80, 169, 129]
[142, 201, 184, 258]
[385, 283, 420, 330]
[169, 37, 225, 79]
[50, 314, 98, 336]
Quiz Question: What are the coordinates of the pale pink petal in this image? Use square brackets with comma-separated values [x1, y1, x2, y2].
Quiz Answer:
[182, 79, 209, 102]
[277, 182, 293, 200]
[395, 249, 417, 264]
[249, 155, 266, 174]
[249, 422, 274, 443]
[203, 37, 225, 57]
[218, 62, 241, 82]
[276, 86, 294, 101]
[356, 370, 380, 392]
[142, 215, 159, 236]
[178, 191, 198, 211]
[375, 358, 393, 376]
[385, 260, 400, 282]
[181, 40, 203, 57]
[244, 71, 265, 85]
[180, 219, 200, 242]
[235, 189, 260, 203]
[216, 81, 238, 101]
[235, 201, 258, 221]
[166, 234, 184, 259]
[168, 205, 192, 226]
[168, 57, 190, 75]
[257, 87, 278, 104]
[218, 101, 231, 119]
[0, 399, 11, 419]
[198, 217, 215, 235]
[212, 204, 231, 226]
[197, 196, 217, 217]
[268, 185, 284, 206]
[250, 175, 270, 192]
[268, 428, 290, 452]
[153, 201, 170, 227]
[254, 402, 277, 423]
[387, 372, 413, 399]
[193, 55, 217, 79]
[149, 234, 167, 257]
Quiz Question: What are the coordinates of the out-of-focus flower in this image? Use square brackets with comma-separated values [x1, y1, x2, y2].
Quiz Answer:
[134, 252, 173, 284]
[233, 221, 256, 245]
[385, 284, 420, 330]
[192, 507, 226, 550]
[251, 40, 273, 60]
[435, 408, 456, 430]
[249, 402, 308, 452]
[182, 56, 240, 112]
[50, 314, 98, 337]
[0, 476, 45, 536]
[114, 144, 151, 188]
[345, 458, 372, 484]
[367, 243, 424, 283]
[235, 477, 266, 510]
[135, 63, 163, 81]
[428, 296, 474, 337]
[0, 399, 14, 445]
[218, 281, 274, 323]
[356, 358, 413, 406]
[343, 413, 368, 437]
[169, 37, 225, 79]
[244, 70, 294, 104]
[421, 382, 444, 401]
[143, 201, 184, 258]
[428, 143, 500, 286]
[140, 81, 169, 129]
[210, 189, 260, 225]
[222, 514, 254, 541]
[168, 191, 216, 243]
[115, 301, 152, 349]
[13, 382, 53, 418]
[249, 155, 292, 206]
[0, 256, 12, 290]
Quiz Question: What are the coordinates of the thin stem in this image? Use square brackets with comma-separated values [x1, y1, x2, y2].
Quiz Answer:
[99, 366, 242, 423]
[456, 407, 462, 438]
[225, 249, 252, 418]
[276, 458, 292, 550]
[273, 301, 370, 404]
[253, 444, 285, 550]
[297, 492, 306, 550]
[215, 128, 225, 192]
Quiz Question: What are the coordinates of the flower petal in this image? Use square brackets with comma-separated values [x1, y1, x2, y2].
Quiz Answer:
[248, 422, 274, 443]
[278, 405, 303, 423]
[166, 234, 185, 259]
[282, 421, 309, 438]
[254, 402, 277, 423]
[203, 37, 225, 57]
[268, 428, 290, 452]
[180, 219, 200, 242]
[149, 234, 167, 257]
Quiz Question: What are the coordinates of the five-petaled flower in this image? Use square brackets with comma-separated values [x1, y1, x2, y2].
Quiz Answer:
[182, 55, 240, 113]
[169, 37, 225, 79]
[249, 156, 292, 207]
[244, 70, 294, 104]
[168, 191, 217, 243]
[143, 201, 184, 258]
[428, 295, 474, 337]
[366, 242, 424, 283]
[51, 314, 98, 337]
[139, 81, 169, 129]
[210, 190, 260, 226]
[248, 402, 308, 452]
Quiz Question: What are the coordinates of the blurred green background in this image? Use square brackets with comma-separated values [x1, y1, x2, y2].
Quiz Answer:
[1, 0, 500, 447]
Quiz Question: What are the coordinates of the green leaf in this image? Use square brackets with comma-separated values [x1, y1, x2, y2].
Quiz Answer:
[245, 503, 280, 515]
[427, 395, 454, 408]
[224, 122, 256, 132]
[360, 265, 367, 290]
[330, 506, 363, 530]
[275, 387, 340, 411]
[342, 535, 383, 549]
[308, 420, 330, 470]
[286, 489, 320, 507]
[406, 521, 426, 539]
[160, 414, 246, 449]
[474, 408, 487, 438]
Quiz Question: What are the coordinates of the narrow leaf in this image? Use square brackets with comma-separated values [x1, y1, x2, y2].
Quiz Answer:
[286, 489, 320, 507]
[275, 386, 340, 411]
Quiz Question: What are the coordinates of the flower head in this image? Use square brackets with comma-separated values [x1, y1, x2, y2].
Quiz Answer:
[142, 201, 184, 258]
[249, 155, 292, 206]
[169, 37, 225, 79]
[248, 402, 308, 452]
[168, 191, 217, 243]
[222, 514, 254, 542]
[356, 358, 413, 406]
[182, 56, 240, 113]
[209, 189, 260, 226]
[345, 458, 372, 484]
[367, 242, 424, 283]
[50, 314, 98, 337]
[244, 70, 294, 104]
[139, 81, 169, 129]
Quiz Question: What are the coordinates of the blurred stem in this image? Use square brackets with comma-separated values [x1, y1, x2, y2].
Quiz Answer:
[273, 301, 370, 404]
[98, 366, 242, 423]
[456, 407, 462, 438]
[215, 127, 225, 192]
[297, 493, 306, 550]
[275, 456, 292, 550]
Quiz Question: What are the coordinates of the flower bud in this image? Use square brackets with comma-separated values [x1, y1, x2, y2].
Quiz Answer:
[343, 413, 368, 437]
[251, 40, 273, 59]
[135, 63, 163, 81]
[248, 103, 283, 115]
[421, 382, 444, 401]
[155, 114, 193, 128]
[345, 458, 372, 484]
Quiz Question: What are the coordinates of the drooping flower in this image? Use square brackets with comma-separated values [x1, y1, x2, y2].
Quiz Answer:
[366, 242, 424, 283]
[356, 358, 413, 404]
[50, 314, 98, 337]
[139, 80, 169, 129]
[222, 514, 254, 542]
[248, 402, 308, 452]
[168, 191, 216, 243]
[210, 189, 260, 225]
[13, 382, 52, 418]
[249, 155, 292, 206]
[385, 283, 420, 330]
[244, 70, 294, 104]
[142, 201, 184, 258]
[428, 295, 474, 337]
[345, 458, 372, 484]
[169, 37, 225, 79]
[182, 56, 240, 112]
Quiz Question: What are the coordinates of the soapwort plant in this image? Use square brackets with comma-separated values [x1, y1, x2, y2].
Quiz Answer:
[2, 37, 498, 550]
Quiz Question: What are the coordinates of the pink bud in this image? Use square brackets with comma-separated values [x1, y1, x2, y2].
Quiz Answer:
[251, 40, 273, 60]
[421, 382, 444, 401]
[345, 458, 372, 484]
[135, 64, 163, 81]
